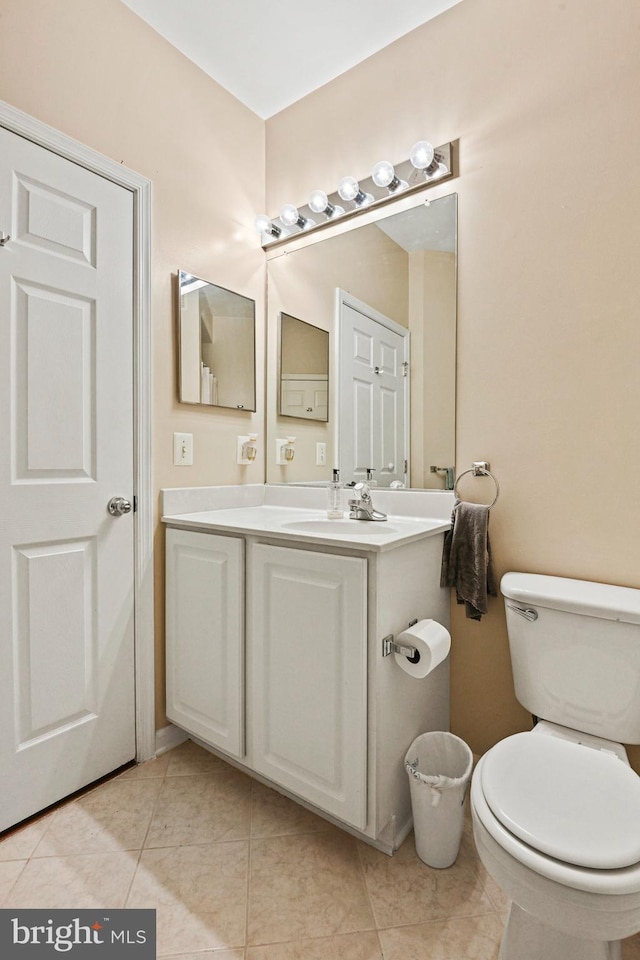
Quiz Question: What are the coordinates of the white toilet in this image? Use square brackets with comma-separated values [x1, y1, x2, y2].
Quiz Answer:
[471, 571, 640, 960]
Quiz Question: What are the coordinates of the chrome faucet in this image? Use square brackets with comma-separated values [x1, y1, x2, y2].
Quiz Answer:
[348, 482, 388, 521]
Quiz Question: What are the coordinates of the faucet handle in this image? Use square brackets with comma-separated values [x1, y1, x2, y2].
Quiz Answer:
[353, 482, 371, 501]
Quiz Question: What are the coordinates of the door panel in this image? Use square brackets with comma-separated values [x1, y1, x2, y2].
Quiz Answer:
[338, 296, 408, 485]
[249, 543, 368, 829]
[166, 529, 245, 759]
[0, 126, 135, 832]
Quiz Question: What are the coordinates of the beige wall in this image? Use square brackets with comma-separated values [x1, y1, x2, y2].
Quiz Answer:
[3, 0, 640, 766]
[266, 0, 640, 763]
[0, 0, 266, 727]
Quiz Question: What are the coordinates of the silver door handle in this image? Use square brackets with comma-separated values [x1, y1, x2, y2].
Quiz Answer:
[0, 232, 10, 247]
[107, 496, 132, 517]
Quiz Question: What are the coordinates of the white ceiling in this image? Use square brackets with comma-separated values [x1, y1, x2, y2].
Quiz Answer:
[121, 0, 464, 119]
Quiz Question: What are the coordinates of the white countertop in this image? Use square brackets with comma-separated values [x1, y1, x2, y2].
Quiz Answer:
[162, 504, 450, 552]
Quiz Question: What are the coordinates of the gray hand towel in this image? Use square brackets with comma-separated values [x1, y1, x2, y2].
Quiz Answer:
[440, 499, 497, 620]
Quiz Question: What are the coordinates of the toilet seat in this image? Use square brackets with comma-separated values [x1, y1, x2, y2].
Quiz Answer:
[472, 749, 640, 896]
[481, 733, 640, 870]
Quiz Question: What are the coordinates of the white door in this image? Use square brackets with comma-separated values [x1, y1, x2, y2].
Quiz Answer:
[166, 529, 245, 759]
[337, 292, 409, 486]
[0, 127, 136, 832]
[249, 543, 368, 829]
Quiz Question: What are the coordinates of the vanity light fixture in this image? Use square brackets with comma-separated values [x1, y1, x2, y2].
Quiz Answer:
[337, 175, 373, 207]
[308, 189, 344, 219]
[371, 160, 407, 194]
[256, 138, 455, 247]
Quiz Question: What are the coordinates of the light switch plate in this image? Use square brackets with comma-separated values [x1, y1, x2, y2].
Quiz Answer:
[173, 432, 193, 466]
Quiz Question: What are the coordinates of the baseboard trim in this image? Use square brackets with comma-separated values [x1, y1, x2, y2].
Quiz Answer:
[155, 724, 189, 756]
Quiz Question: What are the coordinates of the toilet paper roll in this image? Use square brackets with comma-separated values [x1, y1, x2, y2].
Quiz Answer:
[394, 619, 451, 678]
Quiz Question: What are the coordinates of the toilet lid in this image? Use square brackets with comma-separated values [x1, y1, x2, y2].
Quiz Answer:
[481, 733, 640, 869]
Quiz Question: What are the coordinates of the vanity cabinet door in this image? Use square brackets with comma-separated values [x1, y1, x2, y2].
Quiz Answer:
[249, 543, 368, 829]
[166, 528, 244, 758]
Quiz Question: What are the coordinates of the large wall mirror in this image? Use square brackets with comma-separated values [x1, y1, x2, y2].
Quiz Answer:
[177, 270, 256, 411]
[266, 193, 457, 487]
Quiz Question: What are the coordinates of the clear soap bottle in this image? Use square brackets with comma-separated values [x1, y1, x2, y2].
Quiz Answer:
[327, 469, 343, 519]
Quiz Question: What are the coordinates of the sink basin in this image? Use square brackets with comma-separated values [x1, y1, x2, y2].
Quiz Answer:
[282, 519, 398, 535]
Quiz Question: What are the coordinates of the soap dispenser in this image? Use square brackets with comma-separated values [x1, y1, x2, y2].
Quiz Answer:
[327, 469, 343, 519]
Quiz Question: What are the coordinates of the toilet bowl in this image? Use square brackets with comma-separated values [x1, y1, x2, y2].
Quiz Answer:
[473, 573, 640, 960]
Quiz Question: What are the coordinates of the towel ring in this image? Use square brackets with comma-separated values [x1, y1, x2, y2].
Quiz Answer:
[453, 466, 500, 508]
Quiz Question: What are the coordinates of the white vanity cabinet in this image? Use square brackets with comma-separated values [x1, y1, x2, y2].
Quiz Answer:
[165, 529, 245, 758]
[248, 543, 368, 829]
[164, 509, 450, 854]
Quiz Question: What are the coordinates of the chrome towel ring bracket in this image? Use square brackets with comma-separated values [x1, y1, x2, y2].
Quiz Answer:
[453, 461, 500, 508]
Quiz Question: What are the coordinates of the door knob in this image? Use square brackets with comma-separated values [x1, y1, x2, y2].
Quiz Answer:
[107, 496, 132, 517]
[0, 232, 11, 247]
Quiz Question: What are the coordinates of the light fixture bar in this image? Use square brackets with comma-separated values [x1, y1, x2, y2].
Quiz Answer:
[258, 140, 455, 248]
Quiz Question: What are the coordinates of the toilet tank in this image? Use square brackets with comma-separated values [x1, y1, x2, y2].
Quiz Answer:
[502, 572, 640, 743]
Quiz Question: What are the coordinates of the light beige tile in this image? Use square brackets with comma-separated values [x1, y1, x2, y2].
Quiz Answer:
[378, 914, 504, 960]
[32, 778, 162, 856]
[145, 769, 252, 847]
[359, 834, 494, 928]
[247, 931, 382, 960]
[164, 740, 225, 777]
[118, 754, 170, 780]
[4, 851, 139, 908]
[475, 861, 510, 917]
[0, 812, 56, 861]
[250, 781, 333, 839]
[127, 842, 248, 955]
[163, 953, 244, 960]
[247, 831, 375, 946]
[0, 860, 27, 903]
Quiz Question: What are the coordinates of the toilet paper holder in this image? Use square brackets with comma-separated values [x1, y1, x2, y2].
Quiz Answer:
[382, 618, 419, 659]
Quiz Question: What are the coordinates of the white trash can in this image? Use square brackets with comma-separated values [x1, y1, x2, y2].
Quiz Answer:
[405, 731, 473, 868]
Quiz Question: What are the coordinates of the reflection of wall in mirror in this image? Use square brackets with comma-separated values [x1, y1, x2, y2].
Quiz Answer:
[409, 250, 456, 488]
[180, 288, 201, 403]
[268, 226, 408, 482]
[199, 287, 255, 410]
[280, 315, 328, 376]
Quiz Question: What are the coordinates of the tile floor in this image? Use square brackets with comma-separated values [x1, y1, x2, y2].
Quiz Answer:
[2, 739, 640, 959]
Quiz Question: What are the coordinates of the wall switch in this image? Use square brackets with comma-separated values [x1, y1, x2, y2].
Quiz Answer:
[316, 442, 327, 466]
[173, 432, 193, 466]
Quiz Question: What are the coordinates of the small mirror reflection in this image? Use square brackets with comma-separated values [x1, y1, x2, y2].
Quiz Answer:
[278, 313, 329, 422]
[178, 270, 256, 411]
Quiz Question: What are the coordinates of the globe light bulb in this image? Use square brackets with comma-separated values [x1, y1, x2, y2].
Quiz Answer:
[371, 160, 406, 193]
[308, 190, 328, 213]
[337, 176, 360, 202]
[372, 161, 395, 188]
[280, 203, 302, 227]
[409, 140, 435, 170]
[308, 189, 344, 218]
[254, 214, 281, 238]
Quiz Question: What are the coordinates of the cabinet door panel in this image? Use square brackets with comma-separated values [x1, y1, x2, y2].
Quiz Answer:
[166, 529, 244, 758]
[250, 544, 367, 828]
